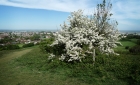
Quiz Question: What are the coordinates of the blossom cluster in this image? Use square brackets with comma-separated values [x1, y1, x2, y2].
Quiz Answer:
[48, 10, 121, 62]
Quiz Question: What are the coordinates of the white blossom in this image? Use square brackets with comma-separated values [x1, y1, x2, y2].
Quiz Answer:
[48, 53, 55, 60]
[49, 9, 121, 62]
[59, 54, 66, 61]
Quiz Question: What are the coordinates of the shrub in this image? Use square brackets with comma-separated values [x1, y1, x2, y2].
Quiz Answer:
[39, 38, 54, 53]
[120, 38, 131, 41]
[109, 54, 140, 85]
[125, 46, 129, 49]
[4, 44, 20, 50]
[22, 43, 34, 48]
[136, 39, 140, 45]
[0, 45, 5, 51]
[129, 45, 140, 54]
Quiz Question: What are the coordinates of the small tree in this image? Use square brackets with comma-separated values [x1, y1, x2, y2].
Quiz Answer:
[91, 0, 121, 64]
[47, 0, 121, 65]
[94, 0, 118, 34]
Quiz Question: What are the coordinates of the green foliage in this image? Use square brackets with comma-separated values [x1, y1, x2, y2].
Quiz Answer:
[0, 45, 4, 51]
[18, 44, 24, 48]
[22, 43, 34, 48]
[121, 34, 140, 46]
[125, 46, 129, 49]
[0, 50, 12, 58]
[51, 43, 66, 56]
[120, 38, 131, 41]
[129, 45, 140, 54]
[1, 40, 139, 84]
[13, 47, 140, 85]
[112, 54, 140, 85]
[130, 39, 138, 44]
[136, 39, 140, 45]
[30, 34, 40, 41]
[39, 38, 54, 53]
[39, 38, 66, 56]
[94, 0, 118, 35]
[0, 44, 20, 50]
[126, 34, 140, 39]
[6, 44, 20, 50]
[115, 39, 140, 55]
[0, 36, 12, 44]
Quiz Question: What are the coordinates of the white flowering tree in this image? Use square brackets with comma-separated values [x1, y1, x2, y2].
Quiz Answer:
[48, 0, 121, 65]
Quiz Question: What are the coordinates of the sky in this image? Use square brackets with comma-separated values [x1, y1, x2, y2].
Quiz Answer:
[0, 0, 140, 31]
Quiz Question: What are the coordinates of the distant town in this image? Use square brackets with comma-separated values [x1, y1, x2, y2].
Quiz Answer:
[0, 30, 140, 50]
[0, 30, 55, 48]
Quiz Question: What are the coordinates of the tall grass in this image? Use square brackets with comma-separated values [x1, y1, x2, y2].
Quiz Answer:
[1, 40, 140, 85]
[12, 47, 140, 85]
[0, 47, 88, 85]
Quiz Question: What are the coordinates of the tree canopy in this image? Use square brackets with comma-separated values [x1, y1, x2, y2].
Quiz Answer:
[46, 0, 121, 64]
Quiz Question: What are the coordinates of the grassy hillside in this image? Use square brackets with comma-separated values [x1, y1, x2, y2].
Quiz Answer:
[0, 47, 88, 85]
[114, 39, 137, 52]
[0, 40, 140, 85]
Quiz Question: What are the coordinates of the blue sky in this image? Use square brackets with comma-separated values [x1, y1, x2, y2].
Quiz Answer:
[0, 0, 140, 31]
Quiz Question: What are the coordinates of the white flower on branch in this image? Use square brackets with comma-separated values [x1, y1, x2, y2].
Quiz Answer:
[48, 53, 55, 60]
[49, 6, 121, 63]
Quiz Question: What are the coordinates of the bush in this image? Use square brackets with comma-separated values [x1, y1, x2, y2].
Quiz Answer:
[136, 39, 140, 45]
[0, 45, 5, 51]
[129, 45, 140, 54]
[39, 38, 54, 53]
[22, 43, 34, 48]
[0, 44, 20, 50]
[126, 34, 140, 39]
[120, 38, 131, 41]
[125, 46, 129, 49]
[40, 38, 66, 57]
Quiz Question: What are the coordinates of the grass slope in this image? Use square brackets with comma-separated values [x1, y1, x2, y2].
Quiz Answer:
[114, 40, 136, 52]
[0, 40, 140, 85]
[0, 47, 88, 85]
[0, 48, 32, 64]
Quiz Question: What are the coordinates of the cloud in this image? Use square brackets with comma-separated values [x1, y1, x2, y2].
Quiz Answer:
[1, 0, 139, 18]
[110, 0, 140, 30]
[0, 0, 140, 30]
[112, 0, 140, 20]
[0, 0, 92, 12]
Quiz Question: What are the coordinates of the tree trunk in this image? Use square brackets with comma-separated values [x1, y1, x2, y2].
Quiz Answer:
[93, 49, 95, 66]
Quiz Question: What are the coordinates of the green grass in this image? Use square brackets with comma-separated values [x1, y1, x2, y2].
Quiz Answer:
[0, 40, 140, 85]
[0, 49, 32, 64]
[130, 39, 138, 43]
[0, 50, 12, 58]
[0, 47, 88, 85]
[18, 43, 24, 48]
[114, 40, 136, 51]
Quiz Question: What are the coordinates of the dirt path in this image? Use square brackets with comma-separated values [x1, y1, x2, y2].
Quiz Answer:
[0, 48, 32, 64]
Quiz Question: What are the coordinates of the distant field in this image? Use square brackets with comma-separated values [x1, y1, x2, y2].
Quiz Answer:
[130, 38, 138, 43]
[114, 39, 137, 51]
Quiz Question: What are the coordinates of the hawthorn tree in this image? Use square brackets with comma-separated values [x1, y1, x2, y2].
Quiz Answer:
[94, 0, 118, 34]
[48, 0, 121, 65]
[91, 0, 121, 64]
